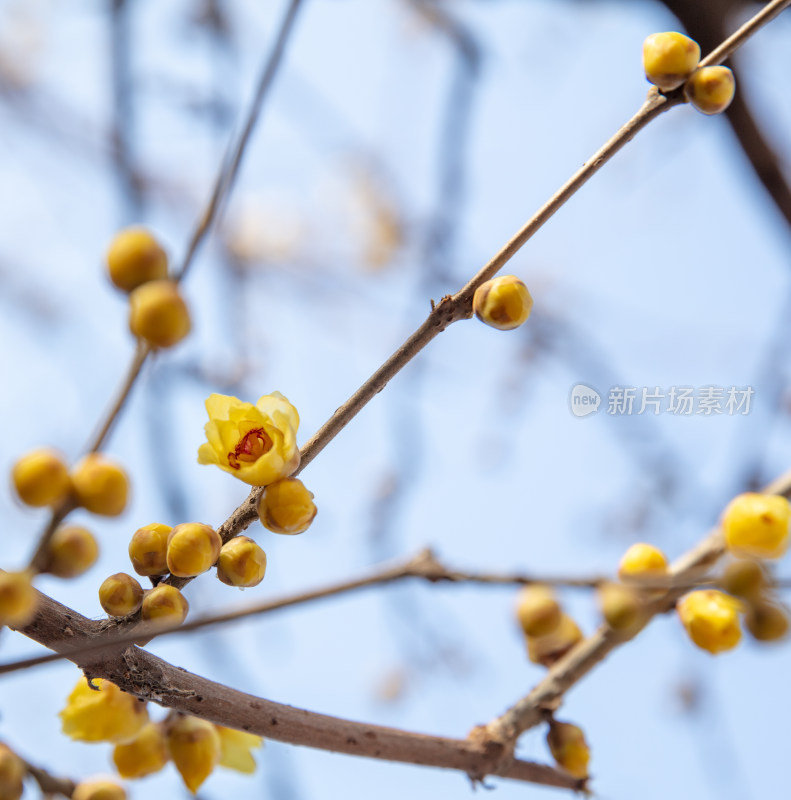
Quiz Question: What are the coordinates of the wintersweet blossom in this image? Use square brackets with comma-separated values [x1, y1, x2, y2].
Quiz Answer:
[197, 393, 300, 486]
[60, 677, 148, 744]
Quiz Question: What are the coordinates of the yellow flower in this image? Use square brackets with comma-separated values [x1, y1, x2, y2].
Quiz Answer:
[677, 590, 742, 654]
[215, 726, 263, 774]
[60, 677, 148, 744]
[197, 393, 300, 486]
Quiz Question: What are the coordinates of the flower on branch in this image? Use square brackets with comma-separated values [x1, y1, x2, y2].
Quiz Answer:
[60, 677, 148, 744]
[197, 393, 300, 486]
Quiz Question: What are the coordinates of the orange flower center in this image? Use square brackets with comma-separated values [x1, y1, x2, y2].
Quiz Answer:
[228, 428, 272, 469]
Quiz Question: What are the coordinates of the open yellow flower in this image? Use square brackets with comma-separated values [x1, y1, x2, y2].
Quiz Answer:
[60, 677, 148, 744]
[197, 393, 300, 486]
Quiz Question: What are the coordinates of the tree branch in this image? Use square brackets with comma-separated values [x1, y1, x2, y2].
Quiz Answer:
[14, 591, 582, 791]
[482, 467, 791, 746]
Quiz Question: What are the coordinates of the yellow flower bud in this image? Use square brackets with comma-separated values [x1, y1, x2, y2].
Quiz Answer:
[684, 65, 735, 115]
[216, 725, 263, 774]
[642, 32, 700, 91]
[677, 590, 742, 654]
[473, 276, 533, 331]
[72, 779, 127, 800]
[99, 573, 144, 617]
[43, 526, 98, 578]
[198, 393, 300, 487]
[515, 585, 562, 638]
[128, 523, 171, 576]
[60, 678, 148, 744]
[618, 543, 668, 582]
[70, 454, 129, 517]
[719, 558, 767, 599]
[546, 720, 590, 779]
[129, 280, 191, 349]
[0, 743, 25, 800]
[167, 715, 221, 794]
[216, 536, 267, 587]
[526, 613, 583, 667]
[113, 722, 169, 779]
[140, 585, 189, 627]
[257, 478, 317, 534]
[744, 598, 789, 642]
[106, 226, 168, 293]
[12, 447, 71, 508]
[0, 570, 38, 628]
[166, 523, 221, 578]
[598, 582, 644, 632]
[722, 493, 790, 559]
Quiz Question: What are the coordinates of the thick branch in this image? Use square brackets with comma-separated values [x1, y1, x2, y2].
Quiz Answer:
[15, 592, 582, 791]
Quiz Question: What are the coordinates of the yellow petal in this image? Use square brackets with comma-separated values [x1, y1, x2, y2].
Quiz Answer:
[216, 726, 263, 774]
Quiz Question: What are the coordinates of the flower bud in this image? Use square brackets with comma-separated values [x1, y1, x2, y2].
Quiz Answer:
[129, 280, 191, 348]
[216, 536, 267, 588]
[598, 582, 644, 632]
[99, 573, 144, 617]
[618, 543, 668, 582]
[677, 590, 741, 654]
[70, 454, 129, 517]
[546, 720, 590, 779]
[642, 32, 700, 91]
[106, 227, 168, 292]
[166, 523, 221, 578]
[113, 722, 169, 779]
[0, 570, 38, 628]
[526, 613, 583, 667]
[719, 558, 767, 599]
[128, 523, 171, 576]
[60, 678, 148, 744]
[43, 526, 98, 578]
[473, 276, 533, 331]
[215, 726, 263, 774]
[684, 65, 735, 115]
[72, 780, 127, 800]
[721, 493, 790, 560]
[12, 447, 71, 508]
[0, 743, 25, 800]
[167, 715, 221, 794]
[257, 478, 317, 534]
[140, 585, 189, 627]
[744, 598, 789, 643]
[515, 585, 561, 638]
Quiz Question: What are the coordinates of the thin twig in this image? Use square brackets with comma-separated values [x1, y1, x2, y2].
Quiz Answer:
[21, 757, 76, 798]
[698, 0, 791, 68]
[482, 467, 791, 749]
[16, 592, 583, 791]
[25, 1, 305, 570]
[205, 89, 680, 551]
[6, 547, 773, 677]
[85, 339, 151, 454]
[175, 0, 304, 281]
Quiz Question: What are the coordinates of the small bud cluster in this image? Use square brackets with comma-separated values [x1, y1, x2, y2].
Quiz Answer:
[515, 585, 583, 668]
[642, 31, 735, 115]
[4, 447, 131, 630]
[106, 227, 191, 349]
